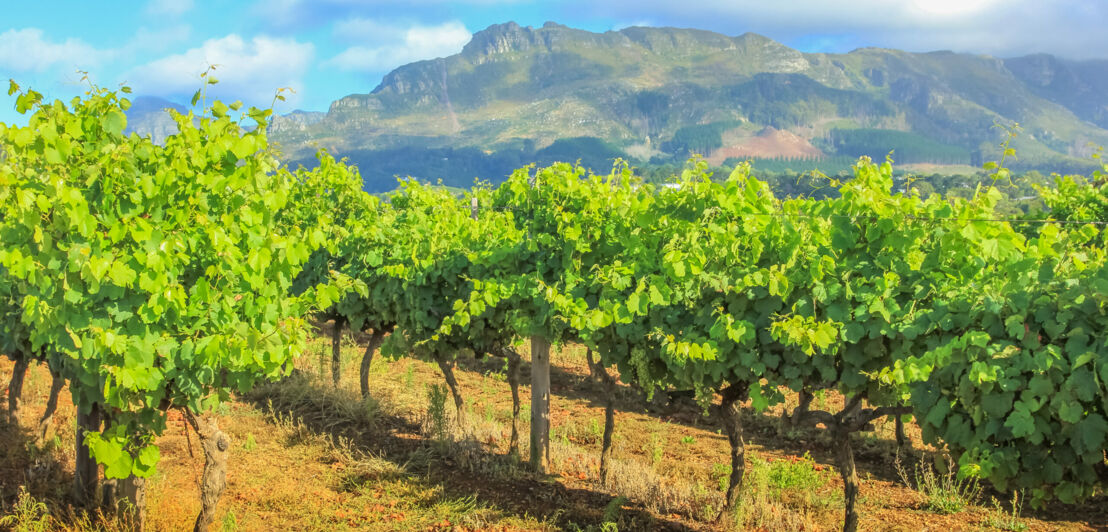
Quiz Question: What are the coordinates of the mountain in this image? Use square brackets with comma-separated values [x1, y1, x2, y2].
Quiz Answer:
[126, 99, 323, 146]
[124, 96, 187, 144]
[270, 110, 326, 133]
[136, 22, 1108, 191]
[1005, 54, 1108, 129]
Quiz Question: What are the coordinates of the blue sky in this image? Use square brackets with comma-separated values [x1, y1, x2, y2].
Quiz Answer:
[2, 0, 1106, 124]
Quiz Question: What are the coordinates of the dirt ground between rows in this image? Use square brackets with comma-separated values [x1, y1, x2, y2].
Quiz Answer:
[1, 329, 1106, 531]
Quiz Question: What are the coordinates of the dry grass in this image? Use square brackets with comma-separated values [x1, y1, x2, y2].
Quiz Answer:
[0, 355, 560, 531]
[2, 334, 1106, 531]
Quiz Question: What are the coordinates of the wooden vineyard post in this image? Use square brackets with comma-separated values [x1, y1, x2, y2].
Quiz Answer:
[530, 335, 551, 473]
[73, 403, 102, 505]
[524, 170, 552, 473]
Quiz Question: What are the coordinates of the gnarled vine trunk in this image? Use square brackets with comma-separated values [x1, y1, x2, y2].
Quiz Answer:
[797, 395, 910, 532]
[36, 370, 65, 441]
[894, 413, 910, 450]
[505, 349, 522, 458]
[359, 330, 386, 399]
[7, 356, 29, 426]
[585, 349, 617, 485]
[785, 388, 813, 430]
[435, 358, 466, 430]
[331, 318, 345, 386]
[834, 427, 860, 532]
[719, 383, 748, 521]
[185, 411, 231, 532]
[601, 387, 615, 484]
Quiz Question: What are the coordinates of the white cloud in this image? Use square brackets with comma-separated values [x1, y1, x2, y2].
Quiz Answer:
[325, 20, 471, 72]
[252, 0, 518, 32]
[0, 28, 105, 73]
[576, 0, 1108, 59]
[125, 35, 314, 106]
[582, 0, 993, 32]
[332, 18, 412, 44]
[146, 0, 194, 16]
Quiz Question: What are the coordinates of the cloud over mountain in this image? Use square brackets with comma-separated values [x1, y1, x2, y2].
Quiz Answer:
[126, 34, 314, 106]
[581, 0, 1108, 59]
[325, 20, 471, 72]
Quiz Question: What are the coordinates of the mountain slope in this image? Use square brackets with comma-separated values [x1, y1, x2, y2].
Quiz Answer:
[124, 96, 186, 145]
[130, 22, 1108, 190]
[1005, 54, 1108, 129]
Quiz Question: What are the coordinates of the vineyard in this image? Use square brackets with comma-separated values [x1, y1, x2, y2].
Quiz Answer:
[1, 84, 1108, 532]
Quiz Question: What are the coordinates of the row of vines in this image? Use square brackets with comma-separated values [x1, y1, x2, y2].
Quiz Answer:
[2, 84, 1107, 532]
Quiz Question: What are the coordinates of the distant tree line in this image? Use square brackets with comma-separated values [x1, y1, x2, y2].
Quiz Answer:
[825, 128, 972, 165]
[722, 155, 859, 175]
[660, 121, 742, 157]
[638, 158, 1052, 215]
[289, 131, 1095, 202]
[292, 137, 625, 192]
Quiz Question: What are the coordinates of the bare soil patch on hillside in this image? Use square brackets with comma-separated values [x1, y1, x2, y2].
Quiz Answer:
[710, 127, 825, 164]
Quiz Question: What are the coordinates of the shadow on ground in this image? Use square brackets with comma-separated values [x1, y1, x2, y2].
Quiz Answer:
[244, 371, 701, 531]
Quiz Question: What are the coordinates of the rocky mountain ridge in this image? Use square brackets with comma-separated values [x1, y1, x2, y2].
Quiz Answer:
[125, 22, 1108, 189]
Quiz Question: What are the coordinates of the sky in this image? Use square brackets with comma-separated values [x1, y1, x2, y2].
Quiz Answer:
[1, 0, 1106, 124]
